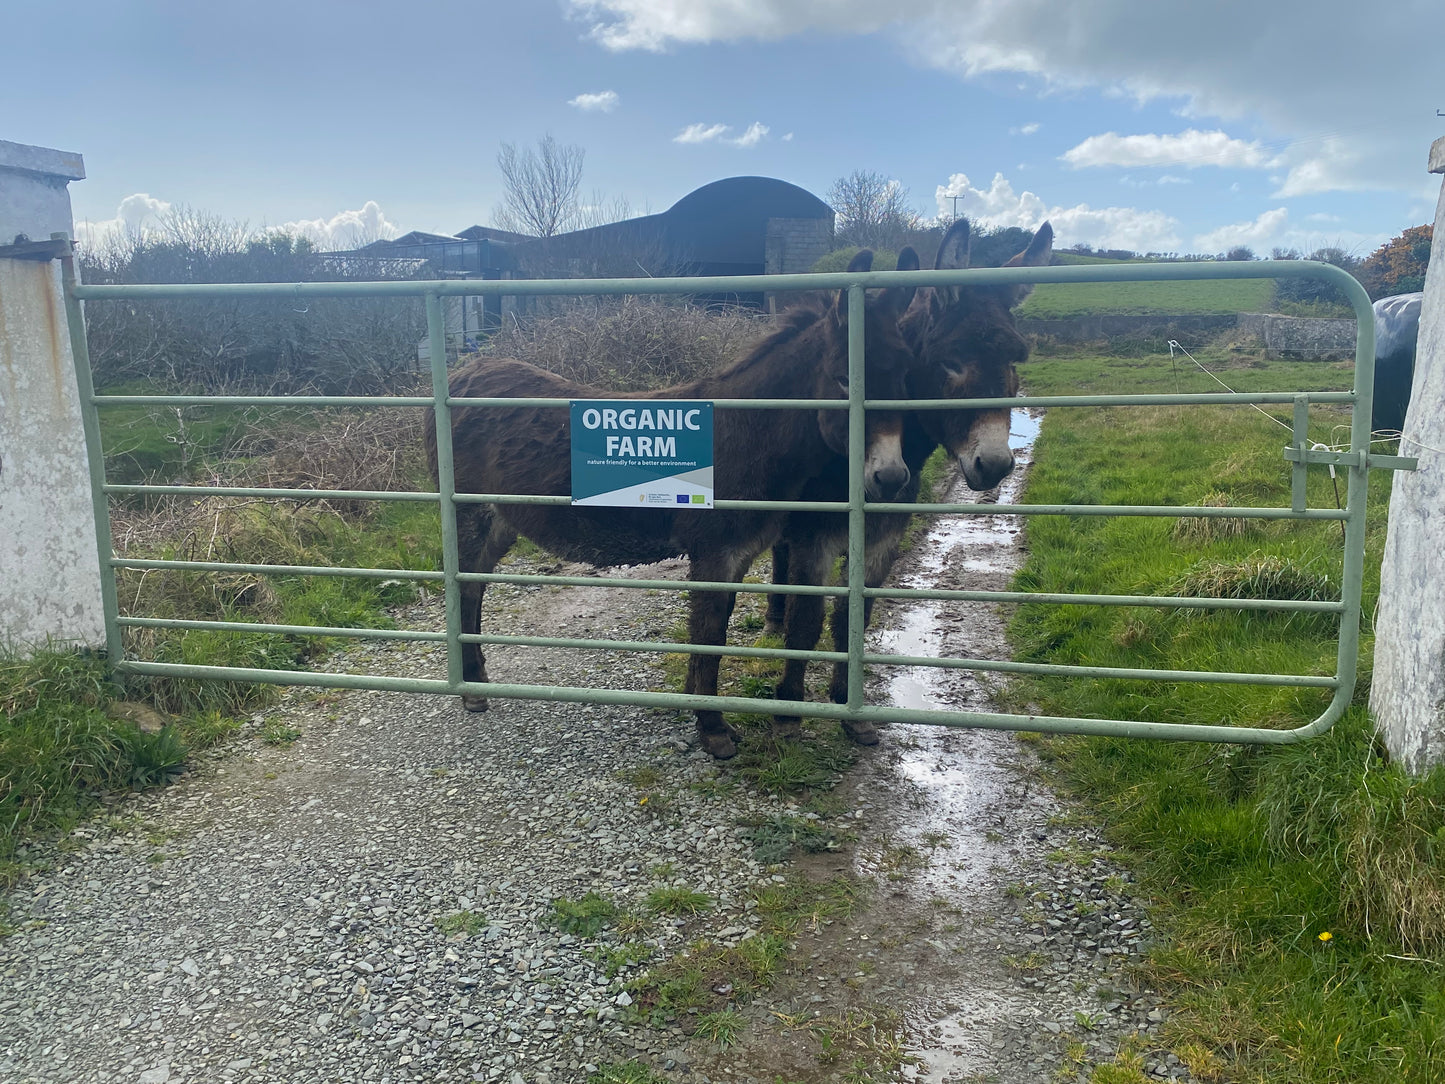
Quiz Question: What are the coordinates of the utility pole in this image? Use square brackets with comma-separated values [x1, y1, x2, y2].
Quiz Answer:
[947, 195, 964, 222]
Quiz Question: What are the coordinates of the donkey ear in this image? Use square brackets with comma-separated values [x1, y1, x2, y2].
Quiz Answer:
[935, 218, 971, 271]
[1001, 221, 1054, 306]
[837, 249, 875, 317]
[882, 246, 920, 317]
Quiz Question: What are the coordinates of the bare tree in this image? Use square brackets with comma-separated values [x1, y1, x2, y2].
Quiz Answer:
[493, 136, 586, 238]
[827, 170, 922, 252]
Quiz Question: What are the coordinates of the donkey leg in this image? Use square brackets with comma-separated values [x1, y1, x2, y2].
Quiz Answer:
[687, 554, 749, 759]
[772, 538, 834, 743]
[762, 543, 790, 638]
[456, 505, 517, 713]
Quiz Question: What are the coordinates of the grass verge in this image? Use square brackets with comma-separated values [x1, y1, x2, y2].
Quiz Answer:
[1010, 347, 1445, 1083]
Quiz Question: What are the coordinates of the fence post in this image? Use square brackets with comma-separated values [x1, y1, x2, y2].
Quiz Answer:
[0, 140, 105, 655]
[1371, 136, 1445, 773]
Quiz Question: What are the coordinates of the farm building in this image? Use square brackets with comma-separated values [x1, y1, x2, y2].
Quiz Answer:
[352, 175, 835, 325]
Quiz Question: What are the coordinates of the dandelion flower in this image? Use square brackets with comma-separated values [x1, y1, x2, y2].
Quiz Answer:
[1318, 931, 1333, 942]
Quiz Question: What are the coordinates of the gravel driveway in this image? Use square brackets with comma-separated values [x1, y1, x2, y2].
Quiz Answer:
[1, 437, 1191, 1084]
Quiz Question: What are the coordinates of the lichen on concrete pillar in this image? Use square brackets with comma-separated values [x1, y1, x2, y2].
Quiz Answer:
[0, 140, 105, 653]
[1370, 136, 1445, 774]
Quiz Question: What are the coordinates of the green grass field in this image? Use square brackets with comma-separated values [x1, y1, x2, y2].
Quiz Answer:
[1017, 276, 1276, 319]
[1012, 347, 1445, 1083]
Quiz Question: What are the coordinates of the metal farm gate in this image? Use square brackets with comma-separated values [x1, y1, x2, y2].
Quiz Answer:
[60, 252, 1411, 745]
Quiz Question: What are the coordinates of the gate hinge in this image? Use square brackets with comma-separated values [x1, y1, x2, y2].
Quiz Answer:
[1283, 446, 1418, 472]
[0, 236, 74, 262]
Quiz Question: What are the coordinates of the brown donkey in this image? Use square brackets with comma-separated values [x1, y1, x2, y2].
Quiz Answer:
[425, 252, 919, 759]
[767, 219, 1054, 744]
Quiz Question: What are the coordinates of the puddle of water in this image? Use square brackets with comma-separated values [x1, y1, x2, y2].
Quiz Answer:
[877, 410, 1039, 715]
[865, 410, 1046, 1080]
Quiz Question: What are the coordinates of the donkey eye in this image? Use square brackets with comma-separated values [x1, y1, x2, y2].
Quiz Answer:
[835, 375, 850, 390]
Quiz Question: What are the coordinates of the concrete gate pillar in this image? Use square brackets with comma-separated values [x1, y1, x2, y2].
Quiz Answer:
[0, 140, 105, 653]
[1371, 136, 1445, 773]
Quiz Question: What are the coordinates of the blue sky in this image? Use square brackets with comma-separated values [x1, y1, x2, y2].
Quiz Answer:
[8, 0, 1443, 258]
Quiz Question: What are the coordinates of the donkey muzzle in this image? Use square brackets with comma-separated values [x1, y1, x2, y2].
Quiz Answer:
[960, 446, 1015, 492]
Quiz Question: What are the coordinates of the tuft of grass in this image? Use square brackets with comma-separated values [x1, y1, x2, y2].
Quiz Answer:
[434, 910, 487, 937]
[741, 813, 851, 864]
[1172, 552, 1337, 605]
[646, 886, 713, 916]
[1171, 490, 1255, 543]
[260, 719, 303, 747]
[549, 891, 618, 937]
[694, 1008, 746, 1047]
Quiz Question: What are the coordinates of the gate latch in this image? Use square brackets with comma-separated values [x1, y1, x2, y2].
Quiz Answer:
[1283, 396, 1417, 513]
[1282, 446, 1419, 472]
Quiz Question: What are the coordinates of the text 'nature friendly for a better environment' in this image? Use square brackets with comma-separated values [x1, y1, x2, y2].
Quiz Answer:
[570, 400, 714, 508]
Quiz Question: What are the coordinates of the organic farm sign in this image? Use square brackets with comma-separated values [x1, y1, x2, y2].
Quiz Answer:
[570, 400, 714, 508]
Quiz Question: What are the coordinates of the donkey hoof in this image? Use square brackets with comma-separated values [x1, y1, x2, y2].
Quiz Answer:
[761, 620, 784, 639]
[461, 695, 490, 713]
[841, 719, 880, 746]
[772, 719, 803, 743]
[699, 730, 739, 760]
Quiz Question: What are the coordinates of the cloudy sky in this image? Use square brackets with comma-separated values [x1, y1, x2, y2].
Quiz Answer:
[8, 0, 1443, 256]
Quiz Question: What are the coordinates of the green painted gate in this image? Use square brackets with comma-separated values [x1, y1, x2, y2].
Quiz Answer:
[61, 250, 1410, 744]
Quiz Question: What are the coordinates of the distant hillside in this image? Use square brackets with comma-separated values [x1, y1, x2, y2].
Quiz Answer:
[810, 248, 1278, 317]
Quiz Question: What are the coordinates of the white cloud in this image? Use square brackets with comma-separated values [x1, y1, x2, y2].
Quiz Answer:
[1062, 129, 1276, 171]
[936, 171, 1182, 253]
[673, 121, 771, 147]
[1010, 122, 1040, 136]
[566, 0, 1437, 196]
[274, 201, 401, 250]
[568, 90, 620, 112]
[733, 121, 769, 147]
[674, 123, 730, 143]
[1193, 208, 1291, 253]
[75, 193, 171, 249]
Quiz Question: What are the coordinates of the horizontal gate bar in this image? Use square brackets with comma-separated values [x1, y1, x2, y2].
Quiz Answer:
[104, 558, 1341, 614]
[109, 659, 1340, 745]
[119, 617, 445, 642]
[111, 557, 446, 581]
[95, 394, 437, 408]
[114, 614, 1336, 685]
[862, 651, 1337, 687]
[99, 481, 1348, 520]
[864, 585, 1343, 612]
[872, 502, 1350, 520]
[104, 483, 441, 502]
[91, 391, 1356, 411]
[70, 256, 1373, 301]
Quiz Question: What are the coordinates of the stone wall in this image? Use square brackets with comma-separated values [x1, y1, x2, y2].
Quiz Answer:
[1019, 310, 1358, 359]
[1236, 313, 1357, 359]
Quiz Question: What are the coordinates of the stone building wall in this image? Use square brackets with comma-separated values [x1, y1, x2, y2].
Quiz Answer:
[765, 217, 834, 276]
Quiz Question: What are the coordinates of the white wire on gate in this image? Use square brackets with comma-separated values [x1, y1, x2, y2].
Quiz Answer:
[1167, 339, 1442, 461]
